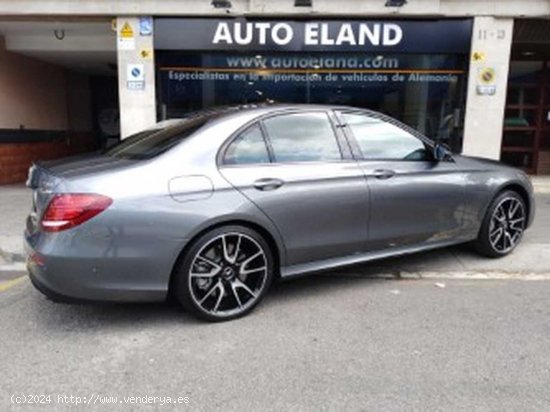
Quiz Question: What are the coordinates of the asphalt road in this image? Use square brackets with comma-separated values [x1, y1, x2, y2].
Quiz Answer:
[2, 275, 550, 411]
[1, 194, 549, 411]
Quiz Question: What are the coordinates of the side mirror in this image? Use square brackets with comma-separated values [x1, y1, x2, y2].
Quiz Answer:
[433, 143, 448, 161]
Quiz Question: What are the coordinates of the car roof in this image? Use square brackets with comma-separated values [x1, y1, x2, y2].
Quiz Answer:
[154, 103, 432, 145]
[158, 103, 382, 128]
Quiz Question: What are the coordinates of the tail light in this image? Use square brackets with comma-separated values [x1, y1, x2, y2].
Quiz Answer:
[41, 194, 113, 232]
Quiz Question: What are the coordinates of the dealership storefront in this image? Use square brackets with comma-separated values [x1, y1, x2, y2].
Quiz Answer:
[153, 19, 471, 153]
[2, 1, 550, 185]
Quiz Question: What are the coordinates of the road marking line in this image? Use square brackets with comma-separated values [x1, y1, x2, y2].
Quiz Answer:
[0, 275, 27, 292]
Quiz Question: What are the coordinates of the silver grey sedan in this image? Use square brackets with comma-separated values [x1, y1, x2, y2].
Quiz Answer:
[25, 105, 535, 321]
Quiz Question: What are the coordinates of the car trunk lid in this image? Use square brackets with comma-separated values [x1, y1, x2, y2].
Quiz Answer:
[25, 154, 134, 233]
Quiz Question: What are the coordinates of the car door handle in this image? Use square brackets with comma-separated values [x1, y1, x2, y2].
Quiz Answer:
[372, 169, 396, 180]
[253, 178, 284, 191]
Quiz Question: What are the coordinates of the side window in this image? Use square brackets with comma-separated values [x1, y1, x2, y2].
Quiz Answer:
[263, 112, 342, 163]
[342, 113, 430, 161]
[224, 124, 270, 165]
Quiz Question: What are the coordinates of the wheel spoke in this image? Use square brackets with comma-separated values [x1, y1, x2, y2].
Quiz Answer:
[490, 226, 503, 238]
[196, 255, 221, 270]
[509, 217, 525, 231]
[230, 282, 243, 309]
[495, 206, 506, 222]
[490, 227, 503, 247]
[240, 266, 267, 276]
[508, 200, 520, 219]
[190, 269, 219, 278]
[191, 255, 222, 278]
[233, 235, 242, 264]
[504, 231, 512, 249]
[510, 230, 521, 246]
[221, 235, 231, 263]
[212, 282, 225, 313]
[233, 278, 257, 299]
[221, 234, 242, 264]
[241, 251, 262, 270]
[199, 280, 221, 305]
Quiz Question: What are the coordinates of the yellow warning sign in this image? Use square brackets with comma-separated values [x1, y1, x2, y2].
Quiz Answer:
[472, 51, 485, 62]
[120, 22, 134, 38]
[140, 48, 153, 59]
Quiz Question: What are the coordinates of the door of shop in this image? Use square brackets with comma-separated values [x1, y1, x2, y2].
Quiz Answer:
[502, 60, 550, 174]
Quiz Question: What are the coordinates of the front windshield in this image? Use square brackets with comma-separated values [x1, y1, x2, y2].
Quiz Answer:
[104, 116, 210, 160]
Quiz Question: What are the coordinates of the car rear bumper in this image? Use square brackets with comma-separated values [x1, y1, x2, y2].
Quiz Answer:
[24, 230, 175, 303]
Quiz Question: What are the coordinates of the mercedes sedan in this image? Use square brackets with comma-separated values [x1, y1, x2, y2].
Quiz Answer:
[25, 105, 535, 321]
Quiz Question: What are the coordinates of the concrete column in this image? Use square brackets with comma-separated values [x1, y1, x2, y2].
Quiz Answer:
[116, 16, 156, 138]
[462, 16, 514, 159]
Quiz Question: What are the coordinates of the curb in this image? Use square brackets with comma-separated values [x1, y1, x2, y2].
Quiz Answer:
[531, 178, 550, 194]
[397, 270, 550, 281]
[0, 248, 25, 264]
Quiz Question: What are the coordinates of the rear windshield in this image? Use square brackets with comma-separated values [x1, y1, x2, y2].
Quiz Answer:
[104, 116, 210, 160]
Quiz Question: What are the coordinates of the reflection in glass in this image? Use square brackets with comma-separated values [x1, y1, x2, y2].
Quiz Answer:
[224, 124, 270, 165]
[263, 113, 341, 162]
[343, 113, 428, 160]
[158, 52, 468, 153]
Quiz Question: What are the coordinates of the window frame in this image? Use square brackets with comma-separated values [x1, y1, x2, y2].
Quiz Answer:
[218, 108, 352, 168]
[335, 109, 454, 163]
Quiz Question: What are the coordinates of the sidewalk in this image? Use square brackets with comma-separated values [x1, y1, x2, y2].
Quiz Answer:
[530, 176, 550, 194]
[0, 184, 30, 267]
[1, 179, 549, 274]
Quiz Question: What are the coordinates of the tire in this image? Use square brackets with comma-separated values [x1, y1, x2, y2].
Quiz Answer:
[473, 190, 527, 258]
[173, 225, 274, 322]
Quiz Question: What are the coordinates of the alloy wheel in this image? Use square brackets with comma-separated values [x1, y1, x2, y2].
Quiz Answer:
[488, 196, 525, 254]
[188, 232, 269, 317]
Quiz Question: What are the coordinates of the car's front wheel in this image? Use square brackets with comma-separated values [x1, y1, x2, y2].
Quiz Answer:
[474, 190, 527, 258]
[174, 225, 274, 321]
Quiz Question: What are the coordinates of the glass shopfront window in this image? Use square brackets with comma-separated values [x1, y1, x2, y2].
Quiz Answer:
[155, 19, 471, 152]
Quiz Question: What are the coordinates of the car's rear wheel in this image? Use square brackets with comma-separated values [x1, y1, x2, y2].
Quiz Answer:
[474, 190, 526, 258]
[174, 225, 274, 321]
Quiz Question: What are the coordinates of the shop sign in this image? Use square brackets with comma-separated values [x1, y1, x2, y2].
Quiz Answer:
[158, 53, 467, 105]
[155, 18, 472, 53]
[476, 67, 496, 95]
[118, 21, 136, 51]
[139, 17, 154, 36]
[120, 22, 134, 38]
[127, 64, 145, 90]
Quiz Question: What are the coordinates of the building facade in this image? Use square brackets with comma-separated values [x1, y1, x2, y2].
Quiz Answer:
[0, 0, 549, 183]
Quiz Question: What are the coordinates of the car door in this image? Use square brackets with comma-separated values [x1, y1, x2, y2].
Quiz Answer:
[219, 110, 370, 267]
[337, 110, 468, 251]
